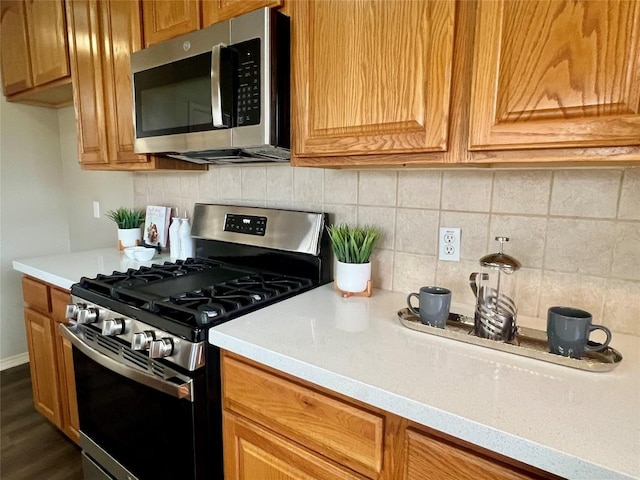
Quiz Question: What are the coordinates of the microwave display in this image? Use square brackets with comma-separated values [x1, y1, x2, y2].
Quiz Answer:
[134, 39, 261, 139]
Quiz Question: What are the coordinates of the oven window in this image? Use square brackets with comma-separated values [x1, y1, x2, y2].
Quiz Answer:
[73, 347, 208, 479]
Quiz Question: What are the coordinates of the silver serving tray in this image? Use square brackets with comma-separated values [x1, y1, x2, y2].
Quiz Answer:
[397, 308, 623, 372]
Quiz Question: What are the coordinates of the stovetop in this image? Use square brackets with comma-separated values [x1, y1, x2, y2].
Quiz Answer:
[71, 258, 314, 342]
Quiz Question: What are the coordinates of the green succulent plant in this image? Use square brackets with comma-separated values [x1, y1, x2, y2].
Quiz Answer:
[327, 224, 380, 264]
[105, 207, 146, 229]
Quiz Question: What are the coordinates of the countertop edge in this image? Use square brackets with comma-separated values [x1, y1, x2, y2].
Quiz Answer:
[12, 260, 74, 290]
[209, 329, 636, 480]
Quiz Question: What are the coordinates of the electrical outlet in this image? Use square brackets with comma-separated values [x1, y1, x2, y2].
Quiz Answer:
[439, 227, 461, 261]
[93, 201, 100, 219]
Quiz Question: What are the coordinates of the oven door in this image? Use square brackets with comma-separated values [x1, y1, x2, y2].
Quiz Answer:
[61, 324, 208, 480]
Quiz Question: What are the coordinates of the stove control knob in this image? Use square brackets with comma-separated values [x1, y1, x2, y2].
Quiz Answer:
[149, 338, 174, 359]
[131, 331, 155, 350]
[76, 307, 99, 324]
[102, 318, 126, 336]
[65, 303, 86, 320]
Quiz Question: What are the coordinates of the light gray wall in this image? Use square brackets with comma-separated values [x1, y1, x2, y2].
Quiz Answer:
[57, 107, 134, 251]
[0, 97, 70, 362]
[0, 100, 135, 367]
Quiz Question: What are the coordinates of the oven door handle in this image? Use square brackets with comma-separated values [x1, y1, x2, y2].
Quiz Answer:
[60, 324, 193, 402]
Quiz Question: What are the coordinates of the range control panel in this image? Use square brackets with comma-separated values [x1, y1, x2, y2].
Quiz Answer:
[224, 213, 267, 236]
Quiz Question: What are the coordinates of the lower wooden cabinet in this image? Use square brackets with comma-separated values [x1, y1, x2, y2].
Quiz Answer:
[23, 307, 62, 428]
[21, 276, 79, 444]
[221, 352, 559, 480]
[223, 412, 364, 480]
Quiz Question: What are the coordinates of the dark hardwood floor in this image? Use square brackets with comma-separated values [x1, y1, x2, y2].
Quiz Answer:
[1, 363, 82, 479]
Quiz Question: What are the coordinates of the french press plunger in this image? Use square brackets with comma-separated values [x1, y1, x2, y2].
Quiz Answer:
[469, 237, 521, 342]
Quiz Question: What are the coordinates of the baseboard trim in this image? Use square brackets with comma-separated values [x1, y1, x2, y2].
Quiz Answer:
[0, 352, 30, 371]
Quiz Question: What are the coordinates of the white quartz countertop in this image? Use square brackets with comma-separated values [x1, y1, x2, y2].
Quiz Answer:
[209, 284, 640, 480]
[12, 248, 173, 290]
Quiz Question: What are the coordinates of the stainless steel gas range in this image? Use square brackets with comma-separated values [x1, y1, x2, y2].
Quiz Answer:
[61, 204, 332, 480]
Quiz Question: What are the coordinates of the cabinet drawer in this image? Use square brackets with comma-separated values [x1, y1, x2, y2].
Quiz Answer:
[222, 355, 384, 477]
[50, 288, 70, 323]
[21, 276, 51, 313]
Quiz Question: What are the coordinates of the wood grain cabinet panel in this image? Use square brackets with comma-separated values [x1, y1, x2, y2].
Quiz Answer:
[223, 354, 384, 478]
[51, 287, 79, 443]
[22, 276, 51, 314]
[0, 0, 33, 95]
[223, 412, 365, 480]
[469, 0, 640, 151]
[292, 0, 456, 162]
[202, 0, 282, 26]
[22, 278, 79, 445]
[66, 0, 108, 165]
[141, 0, 200, 46]
[404, 428, 540, 480]
[25, 0, 70, 86]
[24, 308, 62, 429]
[1, 0, 71, 106]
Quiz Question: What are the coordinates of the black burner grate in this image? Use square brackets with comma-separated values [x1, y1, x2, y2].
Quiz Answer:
[74, 259, 313, 333]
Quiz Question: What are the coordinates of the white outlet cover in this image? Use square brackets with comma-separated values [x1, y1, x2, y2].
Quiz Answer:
[439, 227, 461, 261]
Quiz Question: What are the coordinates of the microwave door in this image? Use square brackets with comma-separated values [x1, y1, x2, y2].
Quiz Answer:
[132, 46, 235, 154]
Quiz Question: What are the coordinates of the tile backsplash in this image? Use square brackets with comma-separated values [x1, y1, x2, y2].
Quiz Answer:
[134, 166, 640, 337]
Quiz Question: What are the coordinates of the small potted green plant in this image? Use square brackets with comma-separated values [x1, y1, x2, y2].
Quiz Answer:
[327, 223, 380, 293]
[106, 207, 146, 250]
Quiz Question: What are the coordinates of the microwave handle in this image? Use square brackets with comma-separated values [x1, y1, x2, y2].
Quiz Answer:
[211, 43, 227, 128]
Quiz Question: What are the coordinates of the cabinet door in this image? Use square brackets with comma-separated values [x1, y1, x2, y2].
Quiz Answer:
[51, 288, 80, 444]
[66, 0, 109, 165]
[141, 0, 200, 47]
[0, 0, 33, 95]
[469, 0, 640, 150]
[24, 0, 70, 87]
[24, 308, 62, 429]
[223, 412, 364, 480]
[223, 355, 384, 478]
[202, 0, 282, 27]
[404, 428, 538, 480]
[100, 0, 148, 164]
[292, 0, 455, 160]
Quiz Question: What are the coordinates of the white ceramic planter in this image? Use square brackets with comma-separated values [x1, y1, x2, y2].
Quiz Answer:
[117, 227, 142, 250]
[335, 261, 371, 293]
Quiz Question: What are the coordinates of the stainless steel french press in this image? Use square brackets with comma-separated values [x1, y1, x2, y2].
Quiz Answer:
[469, 237, 521, 342]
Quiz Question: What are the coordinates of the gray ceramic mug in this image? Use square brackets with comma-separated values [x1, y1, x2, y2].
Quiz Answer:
[407, 286, 451, 328]
[547, 306, 612, 359]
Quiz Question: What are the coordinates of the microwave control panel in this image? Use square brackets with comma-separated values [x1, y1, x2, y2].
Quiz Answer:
[235, 39, 261, 127]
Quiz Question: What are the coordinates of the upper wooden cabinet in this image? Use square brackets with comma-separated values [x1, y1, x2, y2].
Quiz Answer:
[292, 0, 639, 167]
[202, 0, 283, 27]
[469, 0, 640, 151]
[141, 0, 201, 46]
[291, 0, 456, 164]
[141, 0, 285, 46]
[1, 1, 32, 95]
[1, 0, 72, 107]
[66, 0, 204, 171]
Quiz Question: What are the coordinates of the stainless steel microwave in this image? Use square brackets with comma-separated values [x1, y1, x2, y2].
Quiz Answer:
[130, 8, 290, 164]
